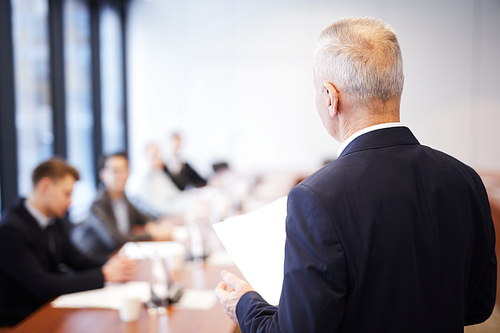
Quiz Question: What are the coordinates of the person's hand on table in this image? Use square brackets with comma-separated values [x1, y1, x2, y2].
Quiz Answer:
[215, 270, 255, 324]
[145, 221, 174, 241]
[102, 255, 137, 282]
[157, 215, 184, 226]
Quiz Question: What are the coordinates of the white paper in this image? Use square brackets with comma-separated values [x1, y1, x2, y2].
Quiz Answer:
[53, 283, 216, 311]
[52, 281, 150, 309]
[213, 196, 288, 305]
[172, 289, 217, 310]
[119, 241, 186, 273]
[119, 241, 185, 260]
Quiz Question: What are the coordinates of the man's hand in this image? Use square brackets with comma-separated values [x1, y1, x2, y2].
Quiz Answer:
[102, 255, 137, 282]
[215, 270, 255, 324]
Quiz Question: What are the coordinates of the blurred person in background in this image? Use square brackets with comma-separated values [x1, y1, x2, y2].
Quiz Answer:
[0, 158, 136, 327]
[126, 143, 194, 218]
[164, 132, 207, 190]
[72, 152, 172, 261]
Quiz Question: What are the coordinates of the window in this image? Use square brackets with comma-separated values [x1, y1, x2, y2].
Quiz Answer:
[100, 4, 126, 155]
[64, 0, 95, 221]
[12, 0, 53, 197]
[0, 0, 128, 210]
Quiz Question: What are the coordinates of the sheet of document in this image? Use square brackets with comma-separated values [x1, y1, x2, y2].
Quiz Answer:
[119, 241, 186, 273]
[53, 283, 217, 311]
[52, 281, 150, 309]
[172, 289, 217, 310]
[212, 196, 288, 305]
[119, 241, 184, 260]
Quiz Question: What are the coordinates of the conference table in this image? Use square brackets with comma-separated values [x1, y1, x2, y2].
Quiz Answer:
[4, 171, 500, 333]
[8, 259, 240, 333]
[2, 172, 299, 333]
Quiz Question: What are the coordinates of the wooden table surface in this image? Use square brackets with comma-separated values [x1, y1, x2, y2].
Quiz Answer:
[4, 172, 499, 333]
[9, 261, 239, 333]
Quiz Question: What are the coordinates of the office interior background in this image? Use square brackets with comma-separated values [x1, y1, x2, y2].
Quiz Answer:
[0, 0, 499, 220]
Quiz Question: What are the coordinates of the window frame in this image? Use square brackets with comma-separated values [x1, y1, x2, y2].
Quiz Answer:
[0, 0, 18, 210]
[0, 0, 130, 209]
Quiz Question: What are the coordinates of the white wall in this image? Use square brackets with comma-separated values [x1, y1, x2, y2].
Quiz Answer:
[127, 0, 500, 176]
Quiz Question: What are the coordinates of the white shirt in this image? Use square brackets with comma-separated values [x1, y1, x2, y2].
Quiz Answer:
[337, 122, 405, 158]
[126, 169, 193, 217]
[24, 199, 54, 230]
[111, 199, 130, 235]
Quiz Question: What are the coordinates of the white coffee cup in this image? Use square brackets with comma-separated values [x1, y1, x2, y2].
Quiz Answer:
[119, 296, 141, 322]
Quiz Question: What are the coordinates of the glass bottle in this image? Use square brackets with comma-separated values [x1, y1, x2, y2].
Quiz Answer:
[148, 252, 169, 314]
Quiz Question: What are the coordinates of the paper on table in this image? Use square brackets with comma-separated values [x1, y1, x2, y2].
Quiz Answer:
[52, 281, 150, 309]
[212, 196, 288, 305]
[119, 241, 186, 273]
[172, 289, 217, 310]
[119, 241, 185, 260]
[52, 283, 216, 311]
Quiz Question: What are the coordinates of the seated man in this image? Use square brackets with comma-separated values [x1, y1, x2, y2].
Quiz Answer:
[164, 133, 207, 190]
[0, 158, 136, 327]
[72, 152, 171, 260]
[126, 143, 194, 218]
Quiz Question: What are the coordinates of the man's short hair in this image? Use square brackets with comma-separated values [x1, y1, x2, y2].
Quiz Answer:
[97, 152, 128, 172]
[32, 158, 80, 186]
[314, 17, 404, 102]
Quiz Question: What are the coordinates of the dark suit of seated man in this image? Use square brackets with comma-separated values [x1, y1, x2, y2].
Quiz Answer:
[215, 17, 497, 332]
[72, 152, 172, 261]
[164, 133, 207, 190]
[0, 159, 137, 327]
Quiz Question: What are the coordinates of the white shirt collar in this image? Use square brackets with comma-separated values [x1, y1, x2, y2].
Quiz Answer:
[24, 199, 54, 230]
[337, 122, 404, 157]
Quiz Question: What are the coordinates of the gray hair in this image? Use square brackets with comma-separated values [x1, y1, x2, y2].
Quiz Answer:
[314, 17, 404, 102]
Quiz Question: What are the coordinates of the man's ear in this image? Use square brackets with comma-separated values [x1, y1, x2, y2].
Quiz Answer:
[323, 82, 339, 118]
[37, 177, 52, 194]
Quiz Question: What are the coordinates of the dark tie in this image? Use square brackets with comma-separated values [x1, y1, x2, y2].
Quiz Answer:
[46, 224, 70, 273]
[45, 224, 59, 272]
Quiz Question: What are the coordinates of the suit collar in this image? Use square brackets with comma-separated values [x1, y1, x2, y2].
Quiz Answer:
[24, 199, 54, 230]
[2, 198, 60, 232]
[338, 126, 419, 158]
[337, 122, 403, 157]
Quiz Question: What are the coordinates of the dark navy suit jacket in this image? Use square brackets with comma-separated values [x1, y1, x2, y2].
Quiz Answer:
[0, 199, 105, 326]
[236, 127, 497, 333]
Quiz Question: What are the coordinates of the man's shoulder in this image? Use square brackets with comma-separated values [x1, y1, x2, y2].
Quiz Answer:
[0, 211, 19, 231]
[291, 160, 353, 204]
[297, 143, 483, 199]
[1, 198, 27, 227]
[298, 158, 356, 188]
[419, 144, 482, 182]
[0, 199, 34, 241]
